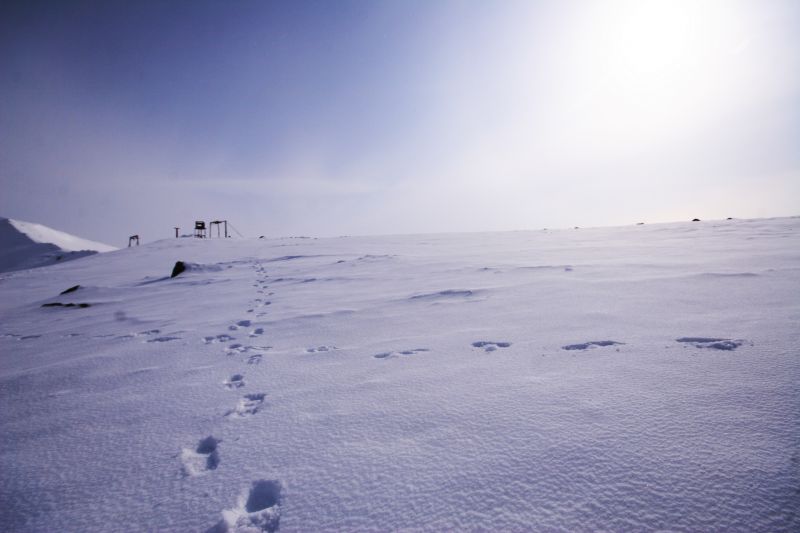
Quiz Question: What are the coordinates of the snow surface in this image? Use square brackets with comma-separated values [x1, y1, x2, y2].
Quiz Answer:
[0, 217, 798, 531]
[0, 217, 116, 273]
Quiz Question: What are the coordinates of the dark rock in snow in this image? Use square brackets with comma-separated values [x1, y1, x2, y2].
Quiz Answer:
[171, 261, 187, 278]
[42, 301, 91, 308]
[60, 285, 80, 294]
[692, 218, 701, 222]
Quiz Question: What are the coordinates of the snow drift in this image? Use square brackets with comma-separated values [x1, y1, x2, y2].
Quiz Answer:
[0, 217, 116, 273]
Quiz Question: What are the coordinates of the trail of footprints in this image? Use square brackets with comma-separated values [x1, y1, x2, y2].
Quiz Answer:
[370, 337, 751, 358]
[559, 337, 750, 352]
[184, 261, 283, 531]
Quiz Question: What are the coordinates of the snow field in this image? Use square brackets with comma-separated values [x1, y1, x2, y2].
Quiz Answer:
[1, 217, 799, 531]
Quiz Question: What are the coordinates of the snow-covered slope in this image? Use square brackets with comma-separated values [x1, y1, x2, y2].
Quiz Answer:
[1, 217, 798, 532]
[0, 217, 116, 273]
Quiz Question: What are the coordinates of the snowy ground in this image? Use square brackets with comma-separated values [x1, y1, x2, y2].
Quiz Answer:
[1, 217, 798, 531]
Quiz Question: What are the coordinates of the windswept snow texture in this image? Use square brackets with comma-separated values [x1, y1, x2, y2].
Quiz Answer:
[1, 217, 799, 531]
[0, 217, 116, 273]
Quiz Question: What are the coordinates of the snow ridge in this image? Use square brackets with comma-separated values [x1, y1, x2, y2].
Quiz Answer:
[0, 217, 116, 273]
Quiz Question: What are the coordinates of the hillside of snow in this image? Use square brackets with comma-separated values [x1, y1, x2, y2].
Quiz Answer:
[0, 217, 116, 273]
[1, 217, 798, 532]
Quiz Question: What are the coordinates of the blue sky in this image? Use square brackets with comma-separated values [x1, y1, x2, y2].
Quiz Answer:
[1, 0, 798, 245]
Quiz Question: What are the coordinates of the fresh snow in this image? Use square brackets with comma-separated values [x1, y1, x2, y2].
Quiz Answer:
[0, 217, 798, 531]
[0, 217, 116, 273]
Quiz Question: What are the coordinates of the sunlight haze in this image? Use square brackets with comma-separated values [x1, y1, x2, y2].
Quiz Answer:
[1, 0, 797, 245]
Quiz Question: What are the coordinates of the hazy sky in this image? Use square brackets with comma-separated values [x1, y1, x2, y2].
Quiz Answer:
[1, 0, 798, 245]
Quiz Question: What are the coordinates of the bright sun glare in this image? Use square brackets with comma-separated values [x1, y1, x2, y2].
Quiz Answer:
[552, 0, 757, 153]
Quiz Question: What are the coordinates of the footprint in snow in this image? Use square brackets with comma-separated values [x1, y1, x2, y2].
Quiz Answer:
[250, 344, 272, 351]
[203, 334, 236, 344]
[562, 340, 623, 351]
[181, 436, 220, 476]
[146, 336, 181, 343]
[226, 393, 266, 418]
[676, 337, 748, 351]
[226, 343, 251, 354]
[118, 329, 162, 341]
[227, 344, 271, 358]
[249, 328, 265, 337]
[228, 320, 251, 331]
[374, 348, 429, 359]
[224, 374, 245, 389]
[411, 289, 476, 300]
[307, 345, 337, 353]
[472, 341, 512, 352]
[247, 354, 263, 365]
[209, 479, 282, 533]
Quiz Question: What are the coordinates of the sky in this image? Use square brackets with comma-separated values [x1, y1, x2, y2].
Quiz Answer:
[1, 0, 798, 245]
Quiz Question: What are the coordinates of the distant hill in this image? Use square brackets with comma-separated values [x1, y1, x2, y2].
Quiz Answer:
[0, 217, 116, 273]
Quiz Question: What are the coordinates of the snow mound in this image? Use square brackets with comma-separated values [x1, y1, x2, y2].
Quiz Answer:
[0, 217, 116, 273]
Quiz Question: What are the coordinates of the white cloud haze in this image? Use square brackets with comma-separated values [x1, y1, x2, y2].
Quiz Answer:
[1, 0, 798, 245]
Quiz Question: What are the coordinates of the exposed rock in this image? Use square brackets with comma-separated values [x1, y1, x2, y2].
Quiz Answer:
[171, 261, 187, 278]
